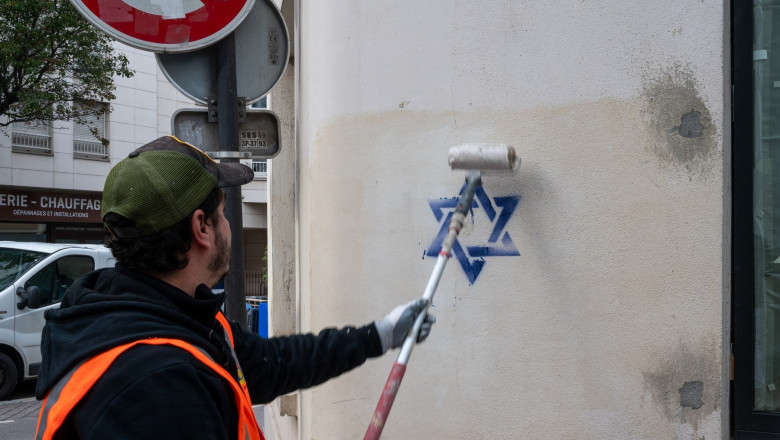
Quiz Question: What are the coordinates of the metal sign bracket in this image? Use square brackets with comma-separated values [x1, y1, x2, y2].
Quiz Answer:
[206, 151, 252, 159]
[206, 97, 247, 123]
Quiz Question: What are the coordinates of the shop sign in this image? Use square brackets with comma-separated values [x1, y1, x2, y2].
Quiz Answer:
[0, 187, 102, 223]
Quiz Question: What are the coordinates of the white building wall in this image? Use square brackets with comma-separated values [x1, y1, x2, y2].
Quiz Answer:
[0, 41, 267, 229]
[296, 1, 727, 439]
[1, 43, 174, 191]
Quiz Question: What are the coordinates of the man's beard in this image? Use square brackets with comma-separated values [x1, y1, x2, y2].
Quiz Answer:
[209, 226, 230, 280]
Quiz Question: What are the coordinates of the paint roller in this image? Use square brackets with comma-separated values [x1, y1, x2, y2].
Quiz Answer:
[364, 143, 520, 440]
[448, 143, 521, 171]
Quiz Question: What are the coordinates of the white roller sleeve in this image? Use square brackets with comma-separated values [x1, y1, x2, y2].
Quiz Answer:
[447, 143, 518, 170]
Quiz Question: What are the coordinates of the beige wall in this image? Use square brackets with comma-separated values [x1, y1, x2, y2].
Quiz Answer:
[264, 57, 300, 440]
[292, 1, 729, 439]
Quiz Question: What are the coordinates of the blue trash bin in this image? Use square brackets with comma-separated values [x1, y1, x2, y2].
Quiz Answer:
[257, 302, 268, 338]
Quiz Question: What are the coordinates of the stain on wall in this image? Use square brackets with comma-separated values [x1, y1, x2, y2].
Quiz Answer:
[642, 337, 721, 435]
[641, 64, 719, 177]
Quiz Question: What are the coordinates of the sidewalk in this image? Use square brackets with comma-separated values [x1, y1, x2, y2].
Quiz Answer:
[0, 397, 40, 422]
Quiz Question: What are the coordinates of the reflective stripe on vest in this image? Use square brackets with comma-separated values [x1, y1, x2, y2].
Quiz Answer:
[216, 312, 250, 399]
[35, 313, 264, 440]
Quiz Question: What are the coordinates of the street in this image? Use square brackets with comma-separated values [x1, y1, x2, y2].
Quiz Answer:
[0, 381, 40, 440]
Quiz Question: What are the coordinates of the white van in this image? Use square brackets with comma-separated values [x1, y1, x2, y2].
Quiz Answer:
[0, 241, 115, 399]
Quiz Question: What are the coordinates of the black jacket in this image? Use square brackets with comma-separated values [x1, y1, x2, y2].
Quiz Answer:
[36, 265, 383, 439]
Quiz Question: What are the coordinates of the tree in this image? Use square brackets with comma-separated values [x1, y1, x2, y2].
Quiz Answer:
[0, 0, 133, 131]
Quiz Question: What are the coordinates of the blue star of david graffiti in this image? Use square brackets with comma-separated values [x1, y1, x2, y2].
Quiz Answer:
[427, 185, 520, 284]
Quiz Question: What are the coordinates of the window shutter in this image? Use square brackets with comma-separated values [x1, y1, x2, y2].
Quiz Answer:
[72, 102, 109, 160]
[73, 104, 107, 140]
[12, 120, 49, 136]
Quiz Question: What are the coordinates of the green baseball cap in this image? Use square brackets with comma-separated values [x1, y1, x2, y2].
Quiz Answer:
[102, 136, 254, 238]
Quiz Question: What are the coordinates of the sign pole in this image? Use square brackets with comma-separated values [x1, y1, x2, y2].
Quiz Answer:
[216, 32, 247, 327]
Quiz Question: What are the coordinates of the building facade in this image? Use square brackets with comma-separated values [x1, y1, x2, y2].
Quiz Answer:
[0, 43, 269, 294]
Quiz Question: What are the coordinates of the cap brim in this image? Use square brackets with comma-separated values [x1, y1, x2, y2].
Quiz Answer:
[134, 136, 255, 188]
[217, 162, 255, 187]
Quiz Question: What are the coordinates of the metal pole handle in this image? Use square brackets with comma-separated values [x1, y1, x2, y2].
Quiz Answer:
[364, 172, 481, 440]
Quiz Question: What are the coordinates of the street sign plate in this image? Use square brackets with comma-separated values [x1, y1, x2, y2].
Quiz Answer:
[171, 108, 281, 159]
[156, 0, 289, 104]
[69, 0, 255, 53]
[240, 130, 271, 150]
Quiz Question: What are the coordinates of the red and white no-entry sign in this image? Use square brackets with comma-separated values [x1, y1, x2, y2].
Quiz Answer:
[69, 0, 255, 53]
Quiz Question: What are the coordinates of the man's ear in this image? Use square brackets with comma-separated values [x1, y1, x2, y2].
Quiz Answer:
[190, 209, 212, 249]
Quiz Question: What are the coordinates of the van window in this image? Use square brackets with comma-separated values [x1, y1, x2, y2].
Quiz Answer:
[0, 248, 48, 291]
[24, 255, 94, 307]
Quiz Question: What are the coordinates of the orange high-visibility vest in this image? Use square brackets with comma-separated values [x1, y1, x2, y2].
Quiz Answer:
[35, 312, 264, 440]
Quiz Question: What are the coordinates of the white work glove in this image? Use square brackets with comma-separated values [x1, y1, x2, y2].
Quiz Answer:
[374, 298, 436, 354]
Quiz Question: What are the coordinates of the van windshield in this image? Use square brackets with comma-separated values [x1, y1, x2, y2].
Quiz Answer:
[0, 248, 49, 291]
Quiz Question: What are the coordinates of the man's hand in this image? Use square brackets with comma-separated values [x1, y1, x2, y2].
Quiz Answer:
[375, 299, 436, 354]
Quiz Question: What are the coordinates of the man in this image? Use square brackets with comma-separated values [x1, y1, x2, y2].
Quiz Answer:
[34, 136, 434, 440]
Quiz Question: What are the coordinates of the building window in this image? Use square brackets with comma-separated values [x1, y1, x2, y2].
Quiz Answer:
[72, 102, 109, 161]
[11, 120, 52, 155]
[252, 159, 268, 179]
[251, 95, 269, 109]
[0, 223, 46, 242]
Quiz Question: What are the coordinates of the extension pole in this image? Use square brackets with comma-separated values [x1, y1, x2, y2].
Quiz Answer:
[364, 172, 481, 440]
[216, 32, 247, 326]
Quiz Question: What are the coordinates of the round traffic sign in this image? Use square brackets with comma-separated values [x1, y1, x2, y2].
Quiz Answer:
[69, 0, 255, 53]
[156, 0, 289, 104]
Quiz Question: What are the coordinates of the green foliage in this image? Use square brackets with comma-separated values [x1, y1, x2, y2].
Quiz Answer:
[0, 0, 133, 129]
